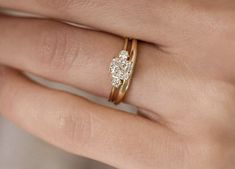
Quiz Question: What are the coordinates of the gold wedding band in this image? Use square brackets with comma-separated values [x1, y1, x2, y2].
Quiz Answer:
[109, 38, 138, 104]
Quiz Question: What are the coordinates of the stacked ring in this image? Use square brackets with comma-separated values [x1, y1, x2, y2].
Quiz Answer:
[109, 38, 138, 104]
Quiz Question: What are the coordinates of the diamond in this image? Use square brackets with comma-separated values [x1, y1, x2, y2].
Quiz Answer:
[110, 53, 133, 87]
[112, 78, 122, 88]
[119, 50, 129, 59]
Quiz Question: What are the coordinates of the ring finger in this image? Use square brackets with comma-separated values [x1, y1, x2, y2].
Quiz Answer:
[0, 15, 166, 113]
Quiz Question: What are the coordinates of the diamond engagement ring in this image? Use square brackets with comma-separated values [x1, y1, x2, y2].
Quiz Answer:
[109, 38, 138, 104]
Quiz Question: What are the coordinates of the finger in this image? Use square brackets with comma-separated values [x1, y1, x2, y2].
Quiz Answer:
[0, 0, 185, 45]
[1, 15, 219, 126]
[0, 15, 166, 112]
[0, 66, 182, 169]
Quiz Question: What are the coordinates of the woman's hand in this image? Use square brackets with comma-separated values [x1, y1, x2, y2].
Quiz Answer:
[0, 1, 235, 169]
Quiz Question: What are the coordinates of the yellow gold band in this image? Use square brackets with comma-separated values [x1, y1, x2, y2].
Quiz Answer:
[109, 38, 138, 104]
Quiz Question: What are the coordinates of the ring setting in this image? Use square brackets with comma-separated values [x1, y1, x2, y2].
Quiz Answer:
[108, 38, 138, 104]
[110, 50, 133, 88]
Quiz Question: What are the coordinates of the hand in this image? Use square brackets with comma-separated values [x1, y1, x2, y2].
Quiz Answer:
[0, 1, 235, 169]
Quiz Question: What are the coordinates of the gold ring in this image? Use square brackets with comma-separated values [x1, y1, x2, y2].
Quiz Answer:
[109, 38, 138, 104]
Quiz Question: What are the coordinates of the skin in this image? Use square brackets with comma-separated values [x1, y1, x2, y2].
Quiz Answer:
[0, 0, 235, 168]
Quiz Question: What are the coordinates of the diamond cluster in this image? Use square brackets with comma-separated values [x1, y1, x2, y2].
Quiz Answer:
[110, 50, 133, 88]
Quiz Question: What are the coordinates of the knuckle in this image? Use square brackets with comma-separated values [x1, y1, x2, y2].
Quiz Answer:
[36, 0, 98, 12]
[36, 0, 77, 11]
[38, 24, 80, 71]
[76, 0, 103, 9]
[57, 107, 93, 148]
